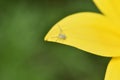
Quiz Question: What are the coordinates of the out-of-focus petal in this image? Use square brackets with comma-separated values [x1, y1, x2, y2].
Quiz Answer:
[93, 0, 120, 18]
[105, 58, 120, 80]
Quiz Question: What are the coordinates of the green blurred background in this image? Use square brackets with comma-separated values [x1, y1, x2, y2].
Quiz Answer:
[0, 0, 110, 80]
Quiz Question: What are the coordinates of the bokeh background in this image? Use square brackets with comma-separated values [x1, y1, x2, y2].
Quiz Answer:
[0, 0, 111, 80]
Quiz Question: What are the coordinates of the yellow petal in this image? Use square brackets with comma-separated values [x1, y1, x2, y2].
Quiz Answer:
[44, 12, 120, 57]
[105, 58, 120, 80]
[93, 0, 120, 18]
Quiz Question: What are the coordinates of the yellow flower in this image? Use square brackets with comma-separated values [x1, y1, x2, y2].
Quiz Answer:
[44, 0, 120, 80]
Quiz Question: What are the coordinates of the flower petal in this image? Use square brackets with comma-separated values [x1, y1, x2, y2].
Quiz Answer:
[44, 12, 120, 57]
[105, 58, 120, 80]
[93, 0, 120, 18]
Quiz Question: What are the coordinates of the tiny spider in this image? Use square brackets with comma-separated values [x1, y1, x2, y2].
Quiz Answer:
[51, 25, 67, 41]
[58, 33, 66, 40]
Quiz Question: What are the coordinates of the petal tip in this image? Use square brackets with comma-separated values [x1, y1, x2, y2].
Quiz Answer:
[44, 33, 50, 41]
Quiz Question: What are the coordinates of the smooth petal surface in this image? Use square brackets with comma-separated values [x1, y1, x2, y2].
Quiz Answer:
[105, 58, 120, 80]
[93, 0, 120, 18]
[44, 12, 120, 57]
